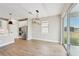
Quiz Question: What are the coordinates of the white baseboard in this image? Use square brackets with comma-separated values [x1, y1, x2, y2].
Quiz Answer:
[0, 41, 15, 47]
[32, 38, 59, 43]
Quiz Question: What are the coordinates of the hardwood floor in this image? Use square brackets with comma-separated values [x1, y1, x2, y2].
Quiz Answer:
[0, 39, 67, 56]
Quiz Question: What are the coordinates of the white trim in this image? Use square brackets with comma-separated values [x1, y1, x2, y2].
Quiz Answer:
[32, 38, 59, 43]
[0, 40, 15, 47]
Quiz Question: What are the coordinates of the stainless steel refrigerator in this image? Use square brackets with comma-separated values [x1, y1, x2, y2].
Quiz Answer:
[19, 26, 28, 40]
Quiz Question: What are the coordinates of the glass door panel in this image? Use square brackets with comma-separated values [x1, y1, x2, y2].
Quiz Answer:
[70, 4, 79, 56]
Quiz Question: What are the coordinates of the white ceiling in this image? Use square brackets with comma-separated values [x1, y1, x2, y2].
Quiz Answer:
[70, 4, 79, 13]
[0, 3, 65, 20]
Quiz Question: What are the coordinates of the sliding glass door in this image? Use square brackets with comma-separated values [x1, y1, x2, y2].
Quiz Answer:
[70, 17, 79, 55]
[70, 4, 79, 56]
[63, 4, 79, 56]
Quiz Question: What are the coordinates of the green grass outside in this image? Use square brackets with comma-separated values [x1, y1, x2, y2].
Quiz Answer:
[64, 32, 79, 46]
[64, 37, 79, 46]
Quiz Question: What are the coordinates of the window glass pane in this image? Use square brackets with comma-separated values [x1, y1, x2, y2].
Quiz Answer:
[70, 4, 79, 56]
[70, 17, 79, 46]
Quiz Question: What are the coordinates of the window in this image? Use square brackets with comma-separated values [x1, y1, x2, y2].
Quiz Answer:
[41, 21, 48, 34]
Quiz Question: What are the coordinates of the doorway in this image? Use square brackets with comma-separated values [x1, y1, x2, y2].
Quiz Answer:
[19, 26, 28, 40]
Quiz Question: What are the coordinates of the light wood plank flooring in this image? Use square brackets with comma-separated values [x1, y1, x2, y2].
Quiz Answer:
[0, 39, 67, 56]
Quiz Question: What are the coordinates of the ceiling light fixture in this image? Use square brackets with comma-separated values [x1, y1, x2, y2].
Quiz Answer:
[8, 13, 13, 24]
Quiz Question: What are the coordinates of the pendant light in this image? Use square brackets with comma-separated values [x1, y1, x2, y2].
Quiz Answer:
[8, 13, 13, 24]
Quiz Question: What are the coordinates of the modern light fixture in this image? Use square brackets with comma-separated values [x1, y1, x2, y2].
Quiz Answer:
[36, 10, 39, 13]
[8, 21, 13, 24]
[8, 13, 13, 24]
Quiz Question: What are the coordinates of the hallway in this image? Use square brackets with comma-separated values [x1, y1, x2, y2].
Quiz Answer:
[0, 39, 66, 56]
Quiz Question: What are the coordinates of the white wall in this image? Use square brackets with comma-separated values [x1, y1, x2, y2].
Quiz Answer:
[18, 21, 28, 27]
[32, 15, 61, 43]
[0, 20, 10, 47]
[27, 18, 32, 40]
[0, 19, 18, 47]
